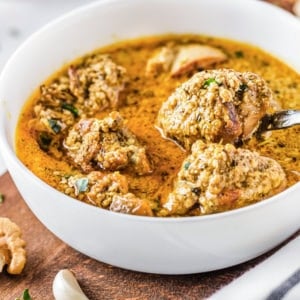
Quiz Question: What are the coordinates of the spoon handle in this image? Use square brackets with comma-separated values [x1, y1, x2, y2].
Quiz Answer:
[257, 109, 300, 133]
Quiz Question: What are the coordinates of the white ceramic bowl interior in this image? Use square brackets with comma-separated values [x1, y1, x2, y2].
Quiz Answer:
[0, 0, 300, 274]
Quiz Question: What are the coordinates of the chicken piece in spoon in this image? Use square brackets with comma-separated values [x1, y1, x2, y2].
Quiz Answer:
[156, 69, 273, 150]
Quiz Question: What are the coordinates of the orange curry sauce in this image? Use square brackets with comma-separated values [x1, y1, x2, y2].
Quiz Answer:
[16, 35, 300, 214]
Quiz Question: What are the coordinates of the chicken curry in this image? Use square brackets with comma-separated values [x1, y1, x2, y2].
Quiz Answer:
[16, 34, 300, 217]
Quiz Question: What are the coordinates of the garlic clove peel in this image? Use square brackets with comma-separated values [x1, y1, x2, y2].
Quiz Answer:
[52, 269, 89, 300]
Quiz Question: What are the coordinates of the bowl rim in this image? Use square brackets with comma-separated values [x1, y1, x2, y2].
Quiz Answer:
[2, 0, 300, 75]
[0, 0, 299, 224]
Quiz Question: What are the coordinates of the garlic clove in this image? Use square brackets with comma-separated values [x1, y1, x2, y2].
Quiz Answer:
[52, 269, 89, 300]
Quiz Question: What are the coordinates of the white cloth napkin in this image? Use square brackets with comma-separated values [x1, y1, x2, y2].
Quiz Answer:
[210, 235, 300, 300]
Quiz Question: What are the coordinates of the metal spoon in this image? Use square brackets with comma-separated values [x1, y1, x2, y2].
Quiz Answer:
[256, 109, 300, 134]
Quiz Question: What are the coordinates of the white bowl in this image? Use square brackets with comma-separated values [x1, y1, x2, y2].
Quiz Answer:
[0, 0, 300, 274]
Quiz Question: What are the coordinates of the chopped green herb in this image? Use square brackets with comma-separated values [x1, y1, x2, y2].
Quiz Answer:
[191, 187, 201, 196]
[239, 83, 248, 91]
[48, 119, 62, 134]
[184, 162, 191, 170]
[231, 159, 238, 167]
[61, 102, 79, 117]
[235, 50, 244, 58]
[38, 132, 52, 151]
[236, 83, 248, 100]
[203, 78, 218, 88]
[0, 193, 4, 204]
[74, 178, 89, 194]
[15, 288, 32, 300]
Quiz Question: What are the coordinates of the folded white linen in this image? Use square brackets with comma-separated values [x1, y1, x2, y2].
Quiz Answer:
[210, 235, 300, 300]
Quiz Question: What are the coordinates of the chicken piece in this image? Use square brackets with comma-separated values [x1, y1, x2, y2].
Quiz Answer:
[0, 217, 26, 274]
[145, 46, 176, 76]
[64, 117, 101, 172]
[64, 171, 128, 208]
[110, 193, 153, 216]
[68, 54, 128, 116]
[170, 44, 227, 77]
[63, 172, 153, 216]
[162, 141, 286, 216]
[64, 111, 152, 174]
[32, 81, 78, 135]
[145, 44, 227, 77]
[86, 171, 128, 207]
[156, 69, 272, 150]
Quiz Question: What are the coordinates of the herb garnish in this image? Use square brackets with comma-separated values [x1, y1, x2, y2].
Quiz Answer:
[74, 178, 89, 195]
[239, 83, 248, 91]
[61, 103, 79, 117]
[203, 78, 218, 88]
[235, 50, 244, 58]
[48, 119, 62, 134]
[184, 162, 191, 170]
[15, 288, 32, 300]
[38, 132, 52, 151]
[236, 83, 248, 100]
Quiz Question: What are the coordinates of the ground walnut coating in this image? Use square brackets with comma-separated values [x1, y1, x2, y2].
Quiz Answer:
[32, 54, 127, 135]
[32, 78, 77, 134]
[61, 171, 152, 216]
[63, 171, 128, 207]
[68, 54, 128, 116]
[64, 111, 152, 175]
[161, 141, 287, 216]
[156, 69, 272, 150]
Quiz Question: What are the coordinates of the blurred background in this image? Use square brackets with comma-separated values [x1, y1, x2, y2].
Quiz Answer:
[0, 0, 298, 176]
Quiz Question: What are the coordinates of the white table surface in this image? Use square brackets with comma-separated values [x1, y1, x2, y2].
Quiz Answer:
[0, 0, 95, 176]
